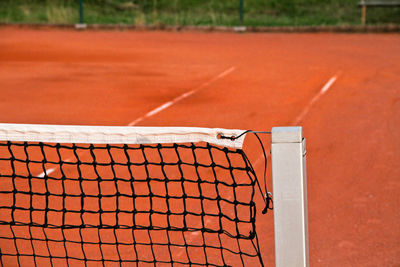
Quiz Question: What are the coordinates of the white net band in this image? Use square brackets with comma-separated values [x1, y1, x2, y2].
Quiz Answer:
[0, 123, 247, 148]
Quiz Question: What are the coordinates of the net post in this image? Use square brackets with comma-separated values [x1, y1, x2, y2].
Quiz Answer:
[271, 126, 309, 267]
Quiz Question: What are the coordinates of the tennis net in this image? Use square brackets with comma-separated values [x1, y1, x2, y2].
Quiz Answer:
[0, 124, 269, 267]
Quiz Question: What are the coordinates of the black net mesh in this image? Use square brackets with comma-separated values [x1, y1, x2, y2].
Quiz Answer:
[0, 141, 263, 266]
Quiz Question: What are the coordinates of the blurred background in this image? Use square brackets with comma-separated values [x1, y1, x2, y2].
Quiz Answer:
[0, 0, 399, 27]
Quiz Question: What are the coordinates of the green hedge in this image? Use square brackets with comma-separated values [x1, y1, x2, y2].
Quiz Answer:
[0, 0, 399, 26]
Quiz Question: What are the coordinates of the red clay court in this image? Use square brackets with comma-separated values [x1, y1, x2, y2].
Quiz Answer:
[0, 26, 399, 266]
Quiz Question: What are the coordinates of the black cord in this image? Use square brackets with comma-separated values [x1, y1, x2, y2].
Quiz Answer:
[219, 130, 273, 214]
[253, 132, 273, 214]
[217, 130, 271, 141]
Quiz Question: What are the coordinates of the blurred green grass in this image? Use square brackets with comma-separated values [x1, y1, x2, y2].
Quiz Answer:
[0, 0, 399, 26]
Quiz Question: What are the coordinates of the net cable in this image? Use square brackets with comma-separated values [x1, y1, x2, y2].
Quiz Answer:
[218, 131, 273, 214]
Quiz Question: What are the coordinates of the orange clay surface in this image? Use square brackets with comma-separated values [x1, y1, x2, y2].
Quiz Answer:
[0, 26, 400, 266]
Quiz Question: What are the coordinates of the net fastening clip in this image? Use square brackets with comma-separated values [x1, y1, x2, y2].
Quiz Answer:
[262, 192, 273, 214]
[217, 133, 236, 141]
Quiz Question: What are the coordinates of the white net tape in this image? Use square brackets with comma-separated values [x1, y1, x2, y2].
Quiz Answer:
[0, 123, 247, 148]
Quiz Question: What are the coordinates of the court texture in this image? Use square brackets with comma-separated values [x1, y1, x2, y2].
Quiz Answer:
[0, 26, 399, 266]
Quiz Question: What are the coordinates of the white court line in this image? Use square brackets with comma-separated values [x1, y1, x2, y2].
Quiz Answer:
[292, 73, 340, 125]
[253, 72, 341, 168]
[128, 66, 236, 126]
[37, 66, 236, 178]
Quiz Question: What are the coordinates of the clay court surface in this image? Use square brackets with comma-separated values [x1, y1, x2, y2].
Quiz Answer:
[0, 26, 399, 266]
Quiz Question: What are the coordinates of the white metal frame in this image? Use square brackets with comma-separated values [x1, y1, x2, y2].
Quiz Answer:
[271, 127, 309, 267]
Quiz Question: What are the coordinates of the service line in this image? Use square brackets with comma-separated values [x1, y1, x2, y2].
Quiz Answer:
[37, 66, 236, 178]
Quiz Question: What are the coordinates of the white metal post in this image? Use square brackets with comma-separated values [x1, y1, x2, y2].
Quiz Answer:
[271, 127, 309, 267]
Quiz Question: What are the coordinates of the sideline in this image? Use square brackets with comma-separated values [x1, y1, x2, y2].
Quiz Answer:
[128, 67, 236, 126]
[253, 72, 341, 168]
[293, 72, 340, 124]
